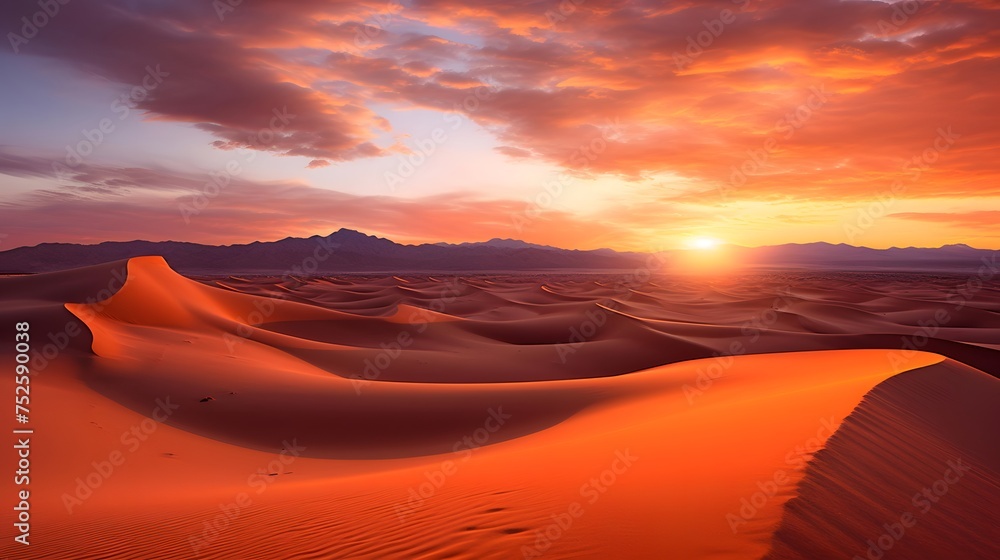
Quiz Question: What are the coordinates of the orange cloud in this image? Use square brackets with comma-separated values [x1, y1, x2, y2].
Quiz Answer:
[890, 211, 1000, 227]
[1, 0, 998, 249]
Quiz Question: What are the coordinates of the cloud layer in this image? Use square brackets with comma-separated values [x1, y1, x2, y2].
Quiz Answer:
[2, 0, 999, 248]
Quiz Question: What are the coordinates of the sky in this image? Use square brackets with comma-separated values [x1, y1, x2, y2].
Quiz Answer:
[0, 0, 998, 252]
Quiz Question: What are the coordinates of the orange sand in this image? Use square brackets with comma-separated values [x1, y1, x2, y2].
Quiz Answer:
[1, 257, 996, 559]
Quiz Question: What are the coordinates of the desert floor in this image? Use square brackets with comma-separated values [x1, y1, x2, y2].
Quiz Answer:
[1, 257, 997, 559]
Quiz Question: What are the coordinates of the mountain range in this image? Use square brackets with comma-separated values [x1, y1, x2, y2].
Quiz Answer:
[0, 229, 994, 274]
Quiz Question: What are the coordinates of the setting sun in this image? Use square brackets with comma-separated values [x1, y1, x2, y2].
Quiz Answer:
[688, 237, 721, 250]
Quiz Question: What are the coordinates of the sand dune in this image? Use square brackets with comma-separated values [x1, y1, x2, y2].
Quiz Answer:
[766, 359, 1000, 559]
[1, 257, 997, 559]
[192, 266, 1000, 379]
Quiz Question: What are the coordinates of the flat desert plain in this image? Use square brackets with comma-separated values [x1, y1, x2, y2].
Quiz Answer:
[1, 257, 998, 559]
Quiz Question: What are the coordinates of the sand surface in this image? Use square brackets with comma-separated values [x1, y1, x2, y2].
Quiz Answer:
[1, 257, 997, 559]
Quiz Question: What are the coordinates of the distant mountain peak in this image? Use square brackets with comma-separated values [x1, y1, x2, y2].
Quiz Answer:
[331, 228, 370, 238]
[436, 238, 559, 251]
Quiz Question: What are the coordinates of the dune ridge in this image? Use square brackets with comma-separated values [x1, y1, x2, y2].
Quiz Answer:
[765, 359, 1000, 559]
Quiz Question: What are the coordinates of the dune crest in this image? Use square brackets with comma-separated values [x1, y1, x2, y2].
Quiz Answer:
[765, 359, 1000, 559]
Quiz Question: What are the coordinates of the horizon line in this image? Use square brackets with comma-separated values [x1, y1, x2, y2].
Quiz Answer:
[1, 228, 995, 254]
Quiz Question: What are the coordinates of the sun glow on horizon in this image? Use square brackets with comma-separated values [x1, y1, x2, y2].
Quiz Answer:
[687, 237, 722, 250]
[671, 236, 745, 274]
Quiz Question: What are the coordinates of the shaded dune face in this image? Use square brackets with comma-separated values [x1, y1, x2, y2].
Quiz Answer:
[0, 260, 129, 361]
[1, 257, 997, 559]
